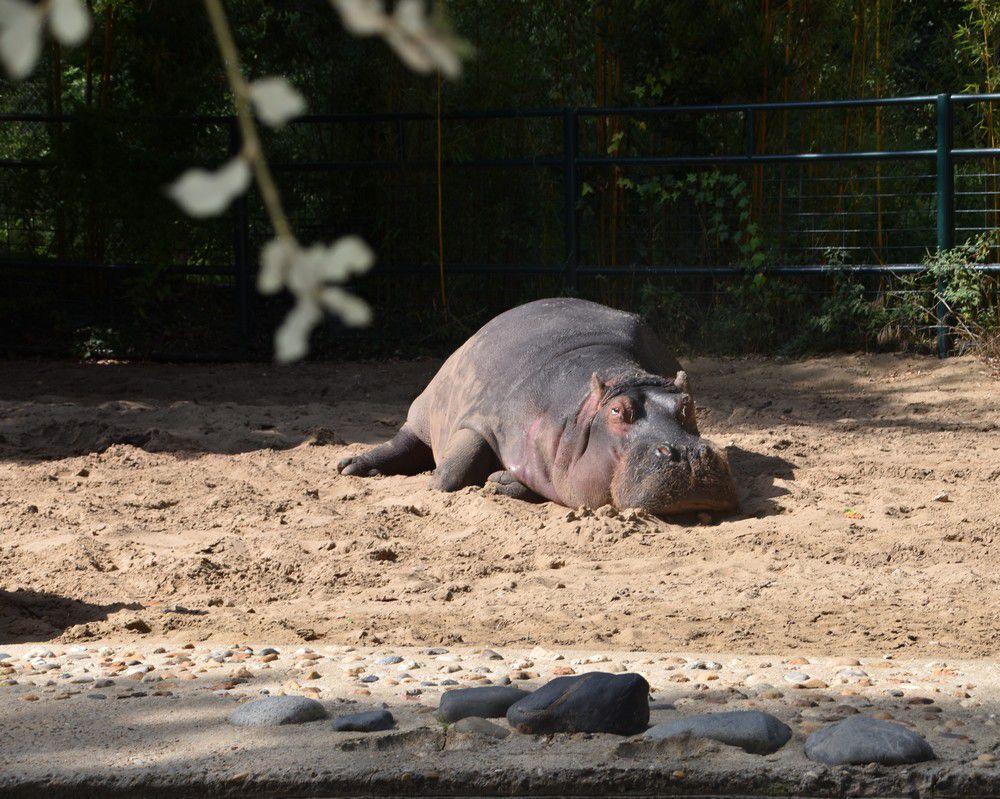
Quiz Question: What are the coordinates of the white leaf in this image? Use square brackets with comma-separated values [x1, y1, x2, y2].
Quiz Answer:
[319, 236, 374, 281]
[420, 32, 461, 79]
[0, 0, 43, 79]
[393, 0, 428, 36]
[286, 242, 326, 295]
[275, 299, 323, 364]
[249, 77, 306, 128]
[383, 25, 434, 73]
[167, 156, 251, 218]
[258, 236, 298, 294]
[319, 286, 371, 327]
[330, 0, 386, 35]
[48, 0, 90, 46]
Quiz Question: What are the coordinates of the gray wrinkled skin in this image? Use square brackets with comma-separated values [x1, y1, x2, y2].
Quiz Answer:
[338, 298, 738, 515]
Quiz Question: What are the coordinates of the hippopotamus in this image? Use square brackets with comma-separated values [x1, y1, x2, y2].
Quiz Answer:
[338, 298, 738, 515]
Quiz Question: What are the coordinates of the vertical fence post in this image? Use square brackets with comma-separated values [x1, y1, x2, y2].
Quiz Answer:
[562, 108, 579, 293]
[744, 107, 755, 159]
[935, 93, 954, 359]
[228, 117, 251, 347]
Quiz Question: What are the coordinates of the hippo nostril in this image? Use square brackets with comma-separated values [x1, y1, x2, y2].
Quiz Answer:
[656, 444, 682, 462]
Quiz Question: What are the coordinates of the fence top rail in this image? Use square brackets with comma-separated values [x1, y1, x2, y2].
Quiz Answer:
[3, 92, 1000, 126]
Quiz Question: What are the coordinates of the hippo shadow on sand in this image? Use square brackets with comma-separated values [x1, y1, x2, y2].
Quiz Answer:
[723, 445, 796, 519]
[0, 589, 145, 643]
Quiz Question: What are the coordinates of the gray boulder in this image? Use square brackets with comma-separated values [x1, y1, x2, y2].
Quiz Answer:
[805, 715, 935, 765]
[332, 709, 395, 732]
[229, 696, 327, 727]
[645, 710, 791, 755]
[438, 686, 529, 723]
[506, 672, 649, 735]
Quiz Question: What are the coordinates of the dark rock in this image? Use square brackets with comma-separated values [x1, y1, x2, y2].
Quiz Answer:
[332, 709, 395, 732]
[805, 715, 936, 765]
[228, 696, 327, 727]
[645, 710, 791, 755]
[506, 672, 649, 735]
[438, 686, 529, 723]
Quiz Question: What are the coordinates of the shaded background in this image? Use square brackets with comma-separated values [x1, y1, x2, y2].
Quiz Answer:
[1, 0, 998, 358]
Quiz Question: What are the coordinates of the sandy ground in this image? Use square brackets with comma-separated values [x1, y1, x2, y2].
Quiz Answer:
[1, 353, 999, 796]
[1, 353, 998, 656]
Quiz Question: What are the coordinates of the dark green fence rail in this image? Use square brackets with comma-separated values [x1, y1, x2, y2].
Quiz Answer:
[1, 92, 999, 357]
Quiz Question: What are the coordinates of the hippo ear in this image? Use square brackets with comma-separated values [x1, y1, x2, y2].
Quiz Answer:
[674, 370, 691, 394]
[590, 372, 605, 397]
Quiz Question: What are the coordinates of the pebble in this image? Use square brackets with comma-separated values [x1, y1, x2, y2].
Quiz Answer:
[359, 675, 379, 683]
[687, 660, 722, 671]
[645, 711, 792, 755]
[228, 696, 327, 727]
[507, 672, 649, 735]
[481, 649, 504, 660]
[375, 655, 404, 665]
[805, 715, 935, 765]
[331, 709, 395, 732]
[839, 668, 869, 679]
[438, 686, 530, 723]
[784, 672, 810, 684]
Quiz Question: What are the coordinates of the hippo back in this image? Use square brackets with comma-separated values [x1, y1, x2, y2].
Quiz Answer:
[406, 298, 681, 463]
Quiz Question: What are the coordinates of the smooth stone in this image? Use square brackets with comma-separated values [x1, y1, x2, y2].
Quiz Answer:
[481, 649, 504, 660]
[451, 716, 510, 739]
[0, 653, 10, 661]
[645, 710, 792, 755]
[331, 709, 394, 732]
[440, 679, 459, 686]
[686, 660, 722, 671]
[805, 715, 936, 765]
[259, 647, 279, 656]
[784, 672, 810, 683]
[359, 674, 379, 683]
[438, 686, 530, 723]
[86, 693, 107, 700]
[228, 696, 327, 727]
[375, 655, 404, 665]
[506, 672, 649, 735]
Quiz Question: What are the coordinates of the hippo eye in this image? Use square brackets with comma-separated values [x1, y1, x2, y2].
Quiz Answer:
[610, 406, 620, 416]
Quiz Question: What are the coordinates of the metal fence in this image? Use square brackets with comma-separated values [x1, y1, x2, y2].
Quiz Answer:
[1, 92, 999, 358]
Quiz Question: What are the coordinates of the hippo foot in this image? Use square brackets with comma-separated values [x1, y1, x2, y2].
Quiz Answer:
[336, 456, 381, 477]
[336, 427, 435, 479]
[487, 470, 543, 502]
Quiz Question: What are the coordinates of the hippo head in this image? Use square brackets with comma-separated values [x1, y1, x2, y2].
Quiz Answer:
[581, 372, 738, 516]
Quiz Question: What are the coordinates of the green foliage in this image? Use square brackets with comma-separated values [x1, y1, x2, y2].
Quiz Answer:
[891, 235, 999, 353]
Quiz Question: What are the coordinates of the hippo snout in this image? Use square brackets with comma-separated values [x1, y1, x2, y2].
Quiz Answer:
[655, 442, 710, 463]
[613, 438, 739, 516]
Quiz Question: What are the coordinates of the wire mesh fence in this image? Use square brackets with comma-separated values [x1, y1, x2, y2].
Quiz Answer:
[0, 93, 998, 358]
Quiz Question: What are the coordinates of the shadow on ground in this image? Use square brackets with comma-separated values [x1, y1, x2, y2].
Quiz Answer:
[0, 590, 143, 644]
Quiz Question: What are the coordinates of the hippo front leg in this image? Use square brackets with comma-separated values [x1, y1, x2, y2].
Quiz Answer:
[337, 426, 434, 477]
[433, 428, 499, 491]
[487, 470, 543, 503]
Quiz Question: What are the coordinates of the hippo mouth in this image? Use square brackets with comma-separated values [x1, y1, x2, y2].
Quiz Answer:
[611, 441, 739, 517]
